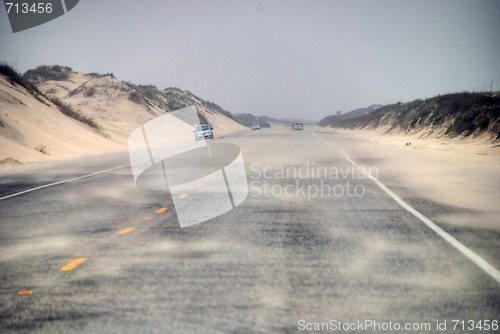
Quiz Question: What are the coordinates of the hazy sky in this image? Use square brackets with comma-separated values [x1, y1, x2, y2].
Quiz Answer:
[1, 0, 499, 120]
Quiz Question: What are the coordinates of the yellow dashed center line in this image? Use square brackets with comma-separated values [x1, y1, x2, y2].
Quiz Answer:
[179, 194, 189, 198]
[19, 291, 33, 295]
[117, 227, 135, 234]
[23, 202, 176, 286]
[197, 183, 203, 187]
[60, 258, 87, 271]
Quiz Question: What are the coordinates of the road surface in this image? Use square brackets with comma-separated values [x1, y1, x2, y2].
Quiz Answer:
[1, 126, 499, 333]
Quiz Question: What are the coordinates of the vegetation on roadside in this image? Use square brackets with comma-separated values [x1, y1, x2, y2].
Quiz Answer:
[162, 88, 194, 111]
[319, 92, 500, 140]
[127, 83, 241, 122]
[0, 63, 44, 101]
[9, 63, 266, 130]
[1, 64, 101, 130]
[201, 100, 233, 119]
[128, 91, 144, 104]
[46, 96, 100, 129]
[128, 84, 169, 110]
[23, 65, 72, 84]
[35, 144, 49, 155]
[84, 86, 96, 97]
[318, 105, 382, 127]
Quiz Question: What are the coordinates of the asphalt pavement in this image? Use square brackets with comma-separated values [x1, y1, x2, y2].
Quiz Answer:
[1, 126, 499, 333]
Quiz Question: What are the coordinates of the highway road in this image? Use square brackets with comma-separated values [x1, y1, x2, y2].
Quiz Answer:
[1, 126, 499, 333]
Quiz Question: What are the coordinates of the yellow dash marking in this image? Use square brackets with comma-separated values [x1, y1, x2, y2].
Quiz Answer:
[60, 258, 87, 271]
[155, 208, 167, 214]
[19, 291, 32, 295]
[144, 217, 152, 220]
[179, 194, 189, 198]
[117, 227, 135, 234]
[197, 183, 203, 187]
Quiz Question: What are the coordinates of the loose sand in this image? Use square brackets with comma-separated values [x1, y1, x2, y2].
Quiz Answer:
[0, 73, 248, 166]
[326, 127, 500, 231]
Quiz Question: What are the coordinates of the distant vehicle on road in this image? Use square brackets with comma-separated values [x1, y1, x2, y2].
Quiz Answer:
[292, 123, 303, 130]
[194, 123, 214, 140]
[251, 123, 261, 130]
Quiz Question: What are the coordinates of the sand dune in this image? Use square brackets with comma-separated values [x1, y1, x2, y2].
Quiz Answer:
[0, 71, 248, 166]
[0, 75, 123, 164]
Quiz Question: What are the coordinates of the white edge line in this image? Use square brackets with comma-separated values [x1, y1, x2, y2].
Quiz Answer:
[0, 163, 131, 201]
[311, 129, 500, 285]
[344, 154, 500, 285]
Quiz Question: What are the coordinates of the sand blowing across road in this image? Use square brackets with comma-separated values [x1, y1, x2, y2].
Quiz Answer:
[322, 127, 500, 231]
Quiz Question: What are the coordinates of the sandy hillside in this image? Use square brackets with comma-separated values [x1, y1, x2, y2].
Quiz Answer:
[0, 75, 123, 164]
[41, 72, 167, 144]
[0, 69, 247, 166]
[37, 70, 247, 141]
